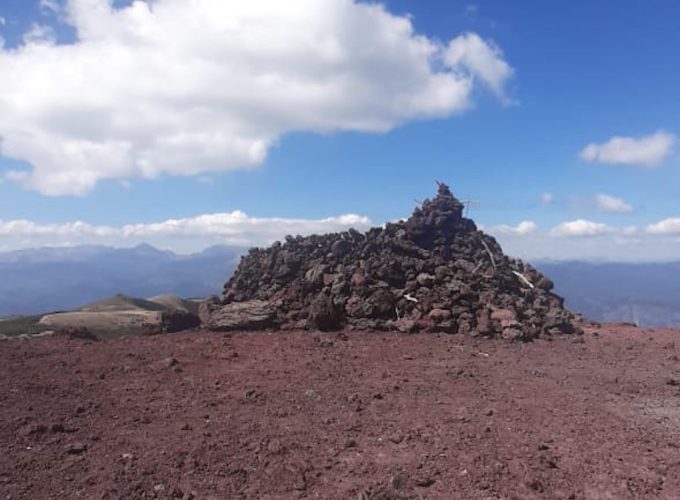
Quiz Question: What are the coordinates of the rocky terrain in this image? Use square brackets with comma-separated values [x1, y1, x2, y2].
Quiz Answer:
[0, 294, 203, 340]
[208, 183, 580, 340]
[4, 185, 678, 499]
[2, 324, 680, 499]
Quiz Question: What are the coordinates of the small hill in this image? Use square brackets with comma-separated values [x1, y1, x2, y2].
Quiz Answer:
[79, 294, 167, 313]
[147, 294, 201, 314]
[0, 293, 205, 340]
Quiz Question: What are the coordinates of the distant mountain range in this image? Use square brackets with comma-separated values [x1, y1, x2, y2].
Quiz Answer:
[0, 244, 243, 316]
[2, 244, 680, 327]
[535, 261, 680, 328]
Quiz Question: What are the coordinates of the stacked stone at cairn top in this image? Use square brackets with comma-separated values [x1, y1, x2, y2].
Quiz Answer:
[208, 182, 581, 340]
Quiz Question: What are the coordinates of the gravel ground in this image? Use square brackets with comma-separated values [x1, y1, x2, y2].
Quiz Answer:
[1, 325, 680, 499]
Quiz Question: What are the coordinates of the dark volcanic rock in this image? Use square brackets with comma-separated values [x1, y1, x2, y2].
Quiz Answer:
[213, 182, 581, 340]
[143, 310, 201, 335]
[54, 326, 99, 341]
[309, 294, 343, 331]
[159, 310, 201, 333]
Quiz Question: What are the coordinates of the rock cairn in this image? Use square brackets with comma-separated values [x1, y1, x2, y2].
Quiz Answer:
[208, 183, 581, 340]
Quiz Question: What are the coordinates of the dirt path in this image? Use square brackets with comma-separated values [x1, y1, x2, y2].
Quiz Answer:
[1, 325, 680, 499]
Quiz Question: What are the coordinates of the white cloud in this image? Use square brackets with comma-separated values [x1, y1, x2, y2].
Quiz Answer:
[492, 226, 680, 262]
[487, 220, 537, 236]
[540, 192, 553, 205]
[550, 219, 614, 237]
[0, 16, 5, 26]
[22, 24, 57, 45]
[0, 211, 371, 251]
[0, 0, 513, 196]
[464, 4, 479, 17]
[580, 130, 676, 167]
[468, 217, 680, 260]
[647, 218, 680, 235]
[594, 193, 633, 214]
[443, 32, 514, 102]
[5, 211, 680, 261]
[40, 0, 64, 15]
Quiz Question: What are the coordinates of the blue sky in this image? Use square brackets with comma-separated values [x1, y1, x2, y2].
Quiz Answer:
[1, 0, 679, 260]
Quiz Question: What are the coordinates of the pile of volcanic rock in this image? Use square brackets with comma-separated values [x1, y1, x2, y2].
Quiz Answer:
[204, 183, 581, 340]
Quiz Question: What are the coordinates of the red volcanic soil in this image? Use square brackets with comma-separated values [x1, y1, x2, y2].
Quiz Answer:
[2, 326, 680, 499]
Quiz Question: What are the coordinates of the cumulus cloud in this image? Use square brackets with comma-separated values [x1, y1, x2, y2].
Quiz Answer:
[0, 0, 513, 196]
[483, 218, 680, 261]
[0, 210, 371, 251]
[6, 211, 680, 260]
[22, 24, 57, 44]
[40, 0, 64, 15]
[443, 32, 513, 101]
[580, 131, 676, 167]
[550, 219, 614, 237]
[646, 218, 680, 235]
[486, 220, 537, 236]
[594, 194, 633, 214]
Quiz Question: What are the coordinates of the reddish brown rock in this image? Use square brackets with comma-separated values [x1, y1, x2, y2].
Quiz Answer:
[53, 326, 99, 341]
[308, 294, 342, 331]
[428, 308, 452, 322]
[211, 182, 581, 340]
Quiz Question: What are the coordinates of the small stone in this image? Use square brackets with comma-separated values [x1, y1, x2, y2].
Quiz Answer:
[416, 273, 435, 287]
[162, 357, 180, 368]
[395, 318, 418, 333]
[50, 423, 65, 433]
[350, 271, 366, 288]
[415, 477, 436, 487]
[267, 439, 283, 454]
[502, 327, 523, 341]
[428, 308, 451, 322]
[491, 308, 517, 323]
[390, 472, 405, 491]
[388, 433, 404, 444]
[65, 442, 87, 455]
[25, 424, 47, 436]
[331, 239, 351, 258]
[304, 389, 321, 400]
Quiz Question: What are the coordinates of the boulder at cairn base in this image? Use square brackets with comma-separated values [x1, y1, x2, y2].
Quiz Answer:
[204, 299, 276, 331]
[212, 182, 582, 340]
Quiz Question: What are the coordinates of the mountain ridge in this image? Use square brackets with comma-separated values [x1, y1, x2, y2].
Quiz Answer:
[0, 244, 244, 316]
[2, 244, 680, 327]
